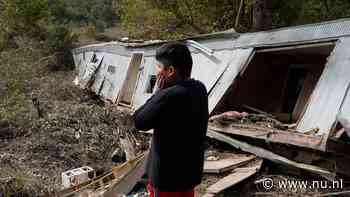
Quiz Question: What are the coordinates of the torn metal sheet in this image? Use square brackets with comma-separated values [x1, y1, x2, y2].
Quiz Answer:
[208, 48, 254, 113]
[297, 37, 350, 136]
[207, 129, 336, 180]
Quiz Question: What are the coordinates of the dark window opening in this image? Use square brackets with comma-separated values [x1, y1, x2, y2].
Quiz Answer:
[214, 42, 335, 123]
[282, 67, 308, 114]
[146, 75, 157, 94]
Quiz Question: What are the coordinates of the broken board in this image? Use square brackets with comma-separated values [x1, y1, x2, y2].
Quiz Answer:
[203, 159, 263, 196]
[204, 155, 256, 174]
[206, 129, 336, 180]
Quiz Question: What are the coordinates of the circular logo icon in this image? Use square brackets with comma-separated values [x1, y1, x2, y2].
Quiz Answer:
[262, 178, 274, 190]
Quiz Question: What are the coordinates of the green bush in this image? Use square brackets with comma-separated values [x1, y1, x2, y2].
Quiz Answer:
[43, 24, 78, 70]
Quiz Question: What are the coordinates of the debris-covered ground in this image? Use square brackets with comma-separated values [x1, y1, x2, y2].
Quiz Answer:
[0, 64, 149, 196]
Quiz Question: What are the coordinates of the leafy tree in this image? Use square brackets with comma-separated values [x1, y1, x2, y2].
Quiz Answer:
[115, 0, 350, 39]
[1, 0, 49, 35]
[48, 0, 118, 29]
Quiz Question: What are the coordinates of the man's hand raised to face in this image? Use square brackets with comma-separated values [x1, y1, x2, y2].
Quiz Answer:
[153, 62, 177, 92]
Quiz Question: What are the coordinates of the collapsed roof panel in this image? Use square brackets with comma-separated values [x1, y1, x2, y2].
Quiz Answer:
[297, 37, 350, 136]
[191, 50, 232, 92]
[208, 48, 254, 113]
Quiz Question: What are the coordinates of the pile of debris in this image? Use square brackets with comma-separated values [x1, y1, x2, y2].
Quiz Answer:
[203, 107, 350, 196]
[54, 106, 350, 197]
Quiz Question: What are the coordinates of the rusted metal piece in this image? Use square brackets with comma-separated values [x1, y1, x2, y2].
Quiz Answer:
[208, 123, 325, 151]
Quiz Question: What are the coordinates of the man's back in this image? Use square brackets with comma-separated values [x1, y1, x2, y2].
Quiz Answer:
[134, 79, 209, 191]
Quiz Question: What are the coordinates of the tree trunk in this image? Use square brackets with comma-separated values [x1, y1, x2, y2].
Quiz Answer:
[235, 0, 244, 29]
[252, 0, 272, 31]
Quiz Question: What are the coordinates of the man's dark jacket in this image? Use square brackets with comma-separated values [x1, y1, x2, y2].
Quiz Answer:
[133, 79, 209, 191]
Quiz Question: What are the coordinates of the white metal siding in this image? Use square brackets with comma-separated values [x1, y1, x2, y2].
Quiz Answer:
[208, 48, 254, 113]
[99, 53, 130, 102]
[297, 37, 350, 135]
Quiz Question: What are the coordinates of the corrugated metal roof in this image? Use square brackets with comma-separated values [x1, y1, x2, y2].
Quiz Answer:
[73, 18, 350, 57]
[234, 18, 350, 48]
[72, 29, 239, 55]
[72, 38, 238, 57]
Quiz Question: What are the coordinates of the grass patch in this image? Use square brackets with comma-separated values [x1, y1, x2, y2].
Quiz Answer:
[0, 167, 43, 197]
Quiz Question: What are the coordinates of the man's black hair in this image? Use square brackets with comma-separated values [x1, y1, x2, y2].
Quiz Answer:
[155, 42, 193, 78]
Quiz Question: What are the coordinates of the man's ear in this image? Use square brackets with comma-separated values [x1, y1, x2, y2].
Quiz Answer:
[167, 66, 175, 77]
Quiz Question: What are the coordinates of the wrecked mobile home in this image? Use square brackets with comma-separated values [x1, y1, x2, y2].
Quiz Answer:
[65, 19, 350, 196]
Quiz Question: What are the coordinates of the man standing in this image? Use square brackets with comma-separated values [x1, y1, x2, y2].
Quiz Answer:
[133, 42, 209, 197]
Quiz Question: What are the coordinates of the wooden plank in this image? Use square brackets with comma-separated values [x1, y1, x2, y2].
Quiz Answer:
[103, 152, 148, 197]
[206, 129, 336, 180]
[204, 155, 256, 174]
[208, 124, 325, 151]
[205, 159, 263, 195]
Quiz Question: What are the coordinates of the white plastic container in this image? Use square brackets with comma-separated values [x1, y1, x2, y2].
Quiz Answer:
[62, 166, 95, 189]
